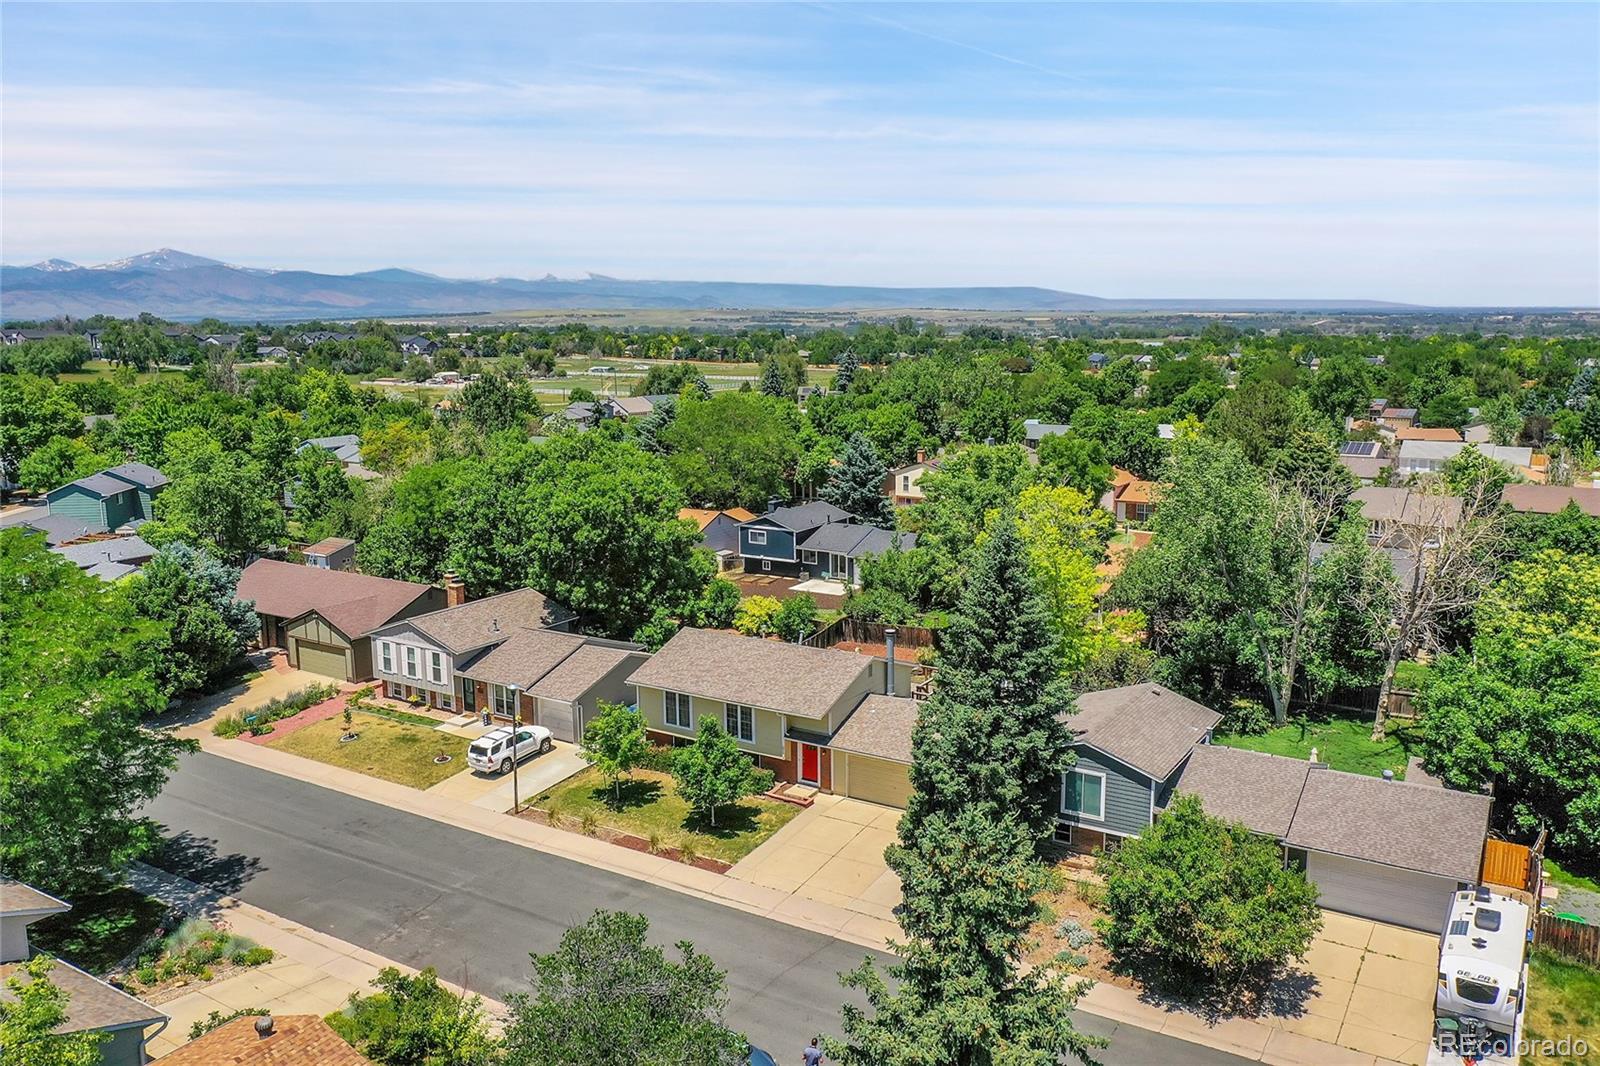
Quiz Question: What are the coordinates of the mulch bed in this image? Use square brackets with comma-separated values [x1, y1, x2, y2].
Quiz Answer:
[514, 806, 733, 873]
[240, 690, 353, 745]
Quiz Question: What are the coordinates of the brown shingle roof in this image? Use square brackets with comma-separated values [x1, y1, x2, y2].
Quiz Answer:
[303, 536, 355, 555]
[0, 877, 70, 918]
[527, 645, 642, 703]
[829, 694, 918, 764]
[385, 587, 574, 654]
[1066, 684, 1222, 780]
[0, 958, 165, 1035]
[1501, 483, 1600, 517]
[1285, 771, 1491, 881]
[1351, 486, 1464, 529]
[156, 1013, 372, 1065]
[1173, 745, 1311, 838]
[1394, 427, 1464, 442]
[627, 628, 873, 721]
[237, 560, 437, 639]
[458, 628, 585, 689]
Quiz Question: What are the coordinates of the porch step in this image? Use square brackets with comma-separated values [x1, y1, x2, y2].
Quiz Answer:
[764, 783, 816, 808]
[437, 714, 474, 729]
[786, 784, 818, 800]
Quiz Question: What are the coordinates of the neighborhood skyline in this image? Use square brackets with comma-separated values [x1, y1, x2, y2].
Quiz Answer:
[2, 3, 1597, 307]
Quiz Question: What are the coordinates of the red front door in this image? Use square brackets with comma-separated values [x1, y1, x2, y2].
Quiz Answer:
[800, 744, 820, 785]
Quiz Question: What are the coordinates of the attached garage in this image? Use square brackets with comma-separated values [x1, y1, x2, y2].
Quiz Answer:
[838, 752, 912, 808]
[1306, 851, 1458, 932]
[294, 640, 351, 681]
[538, 699, 577, 744]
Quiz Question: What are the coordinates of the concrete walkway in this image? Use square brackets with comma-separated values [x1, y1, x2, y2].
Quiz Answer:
[127, 863, 501, 1060]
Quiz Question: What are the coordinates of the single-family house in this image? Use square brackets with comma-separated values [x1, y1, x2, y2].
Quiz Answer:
[1054, 684, 1222, 853]
[1098, 466, 1159, 523]
[237, 560, 444, 680]
[10, 511, 93, 546]
[1395, 440, 1532, 477]
[737, 501, 913, 585]
[45, 462, 168, 535]
[627, 627, 915, 800]
[679, 507, 756, 560]
[1378, 407, 1418, 430]
[1501, 483, 1600, 517]
[295, 434, 380, 482]
[1174, 745, 1492, 930]
[299, 330, 359, 346]
[302, 536, 357, 571]
[158, 1013, 372, 1065]
[51, 534, 157, 582]
[1351, 486, 1464, 543]
[398, 335, 438, 356]
[1, 878, 168, 1066]
[1335, 440, 1390, 484]
[457, 630, 647, 742]
[1394, 426, 1463, 443]
[256, 344, 291, 360]
[1087, 352, 1110, 371]
[884, 451, 940, 507]
[368, 580, 575, 714]
[1021, 419, 1071, 449]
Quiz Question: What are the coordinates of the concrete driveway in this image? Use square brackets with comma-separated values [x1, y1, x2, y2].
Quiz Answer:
[729, 794, 903, 923]
[164, 660, 338, 740]
[1278, 911, 1439, 1065]
[425, 739, 588, 811]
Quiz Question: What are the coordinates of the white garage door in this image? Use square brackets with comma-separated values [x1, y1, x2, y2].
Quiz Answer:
[539, 700, 577, 744]
[1307, 851, 1457, 932]
[841, 754, 913, 809]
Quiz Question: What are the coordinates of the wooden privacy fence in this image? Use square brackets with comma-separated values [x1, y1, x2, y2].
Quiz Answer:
[1535, 914, 1600, 966]
[804, 617, 939, 651]
[1480, 839, 1535, 893]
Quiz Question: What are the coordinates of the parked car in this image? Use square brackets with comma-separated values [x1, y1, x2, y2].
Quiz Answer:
[467, 725, 552, 774]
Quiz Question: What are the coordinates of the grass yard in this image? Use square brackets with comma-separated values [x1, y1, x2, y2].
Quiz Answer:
[1546, 857, 1600, 896]
[29, 885, 170, 975]
[1215, 713, 1418, 779]
[1522, 951, 1600, 1066]
[532, 767, 801, 865]
[267, 711, 468, 789]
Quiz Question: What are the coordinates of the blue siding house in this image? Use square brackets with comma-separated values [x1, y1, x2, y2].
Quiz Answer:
[737, 501, 914, 585]
[44, 462, 168, 536]
[1056, 683, 1221, 851]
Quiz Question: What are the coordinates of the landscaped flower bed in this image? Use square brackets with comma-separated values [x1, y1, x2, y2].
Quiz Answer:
[213, 682, 339, 737]
[111, 917, 276, 1004]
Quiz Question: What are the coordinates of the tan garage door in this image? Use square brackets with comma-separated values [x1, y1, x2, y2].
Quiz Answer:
[295, 640, 349, 680]
[842, 753, 913, 809]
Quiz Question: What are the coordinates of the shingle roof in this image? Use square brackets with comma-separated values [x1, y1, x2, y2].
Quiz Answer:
[237, 559, 436, 638]
[527, 645, 642, 702]
[756, 501, 852, 531]
[829, 694, 918, 764]
[1394, 427, 1463, 442]
[1285, 771, 1491, 881]
[0, 958, 165, 1035]
[458, 628, 585, 688]
[1022, 419, 1071, 442]
[0, 877, 70, 918]
[1501, 484, 1600, 517]
[104, 461, 168, 489]
[1352, 486, 1464, 528]
[52, 535, 156, 569]
[1172, 745, 1311, 838]
[1337, 455, 1390, 481]
[387, 587, 574, 654]
[156, 1013, 372, 1065]
[303, 536, 356, 556]
[60, 472, 136, 497]
[1066, 684, 1223, 780]
[627, 627, 873, 720]
[797, 522, 913, 557]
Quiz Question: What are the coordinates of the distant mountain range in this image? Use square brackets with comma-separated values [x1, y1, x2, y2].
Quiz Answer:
[1, 248, 1421, 320]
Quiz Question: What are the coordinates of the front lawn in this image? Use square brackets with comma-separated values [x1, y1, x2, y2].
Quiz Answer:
[532, 767, 800, 865]
[1522, 950, 1600, 1066]
[1215, 713, 1417, 779]
[29, 885, 169, 975]
[266, 712, 468, 789]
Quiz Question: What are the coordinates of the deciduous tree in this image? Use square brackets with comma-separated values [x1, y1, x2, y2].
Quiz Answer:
[0, 957, 107, 1066]
[671, 717, 761, 827]
[125, 544, 258, 699]
[580, 702, 649, 803]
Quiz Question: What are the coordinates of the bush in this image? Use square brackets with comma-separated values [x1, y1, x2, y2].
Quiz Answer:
[1055, 919, 1095, 949]
[231, 946, 274, 967]
[749, 767, 776, 795]
[1096, 795, 1322, 992]
[733, 596, 782, 636]
[1219, 697, 1272, 738]
[213, 682, 338, 737]
[190, 1008, 269, 1040]
[1073, 878, 1107, 908]
[771, 594, 818, 642]
[637, 745, 678, 773]
[213, 714, 246, 738]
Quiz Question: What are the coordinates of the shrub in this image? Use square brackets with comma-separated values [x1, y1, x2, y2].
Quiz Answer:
[213, 683, 337, 737]
[771, 594, 818, 642]
[212, 714, 246, 738]
[677, 839, 699, 866]
[231, 946, 274, 967]
[1073, 878, 1107, 908]
[1219, 697, 1273, 737]
[580, 809, 599, 836]
[1055, 919, 1095, 949]
[190, 1008, 269, 1040]
[638, 745, 677, 773]
[733, 596, 782, 636]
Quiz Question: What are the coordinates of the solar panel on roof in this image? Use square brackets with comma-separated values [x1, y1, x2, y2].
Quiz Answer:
[1339, 441, 1379, 457]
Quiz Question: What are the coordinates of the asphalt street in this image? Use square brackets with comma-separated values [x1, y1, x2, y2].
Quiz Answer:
[145, 752, 1252, 1064]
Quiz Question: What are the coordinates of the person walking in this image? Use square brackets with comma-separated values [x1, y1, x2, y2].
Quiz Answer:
[802, 1037, 824, 1065]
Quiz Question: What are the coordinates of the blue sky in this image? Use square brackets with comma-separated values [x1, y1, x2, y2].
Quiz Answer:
[3, 2, 1596, 305]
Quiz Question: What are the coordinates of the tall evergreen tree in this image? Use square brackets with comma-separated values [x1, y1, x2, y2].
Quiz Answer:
[759, 356, 787, 399]
[632, 395, 676, 455]
[834, 349, 860, 393]
[821, 433, 890, 524]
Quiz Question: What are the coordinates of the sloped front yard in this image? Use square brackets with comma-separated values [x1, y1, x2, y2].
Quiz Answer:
[529, 767, 801, 866]
[266, 712, 469, 789]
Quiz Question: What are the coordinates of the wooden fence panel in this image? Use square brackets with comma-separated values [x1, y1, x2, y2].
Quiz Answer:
[1535, 914, 1600, 966]
[1480, 839, 1533, 892]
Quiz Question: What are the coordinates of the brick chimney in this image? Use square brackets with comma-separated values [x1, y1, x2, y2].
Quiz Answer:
[444, 571, 467, 608]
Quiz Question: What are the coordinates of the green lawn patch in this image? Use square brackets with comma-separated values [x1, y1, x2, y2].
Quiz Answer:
[1523, 950, 1600, 1066]
[532, 767, 800, 865]
[1393, 660, 1432, 691]
[1546, 857, 1600, 896]
[267, 711, 468, 789]
[1214, 714, 1417, 779]
[28, 885, 169, 975]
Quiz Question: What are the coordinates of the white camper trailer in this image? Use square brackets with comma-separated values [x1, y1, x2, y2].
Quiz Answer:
[1435, 886, 1531, 1048]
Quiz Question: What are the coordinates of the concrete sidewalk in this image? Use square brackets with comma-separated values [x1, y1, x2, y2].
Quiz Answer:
[127, 863, 503, 1060]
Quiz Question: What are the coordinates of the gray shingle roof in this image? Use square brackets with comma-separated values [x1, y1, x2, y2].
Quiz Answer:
[14, 513, 93, 546]
[626, 627, 873, 721]
[63, 472, 136, 497]
[105, 462, 167, 489]
[387, 588, 575, 654]
[1285, 771, 1491, 881]
[1352, 487, 1464, 528]
[458, 628, 585, 688]
[757, 501, 853, 531]
[1066, 684, 1223, 780]
[797, 522, 895, 556]
[1173, 745, 1311, 838]
[1022, 419, 1071, 443]
[0, 958, 165, 1034]
[1, 878, 70, 918]
[527, 644, 642, 702]
[829, 694, 918, 764]
[52, 535, 156, 569]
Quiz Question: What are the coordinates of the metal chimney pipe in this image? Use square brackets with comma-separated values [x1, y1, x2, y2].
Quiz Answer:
[884, 627, 897, 696]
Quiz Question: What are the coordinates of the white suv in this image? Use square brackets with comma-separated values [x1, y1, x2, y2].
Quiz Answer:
[467, 725, 552, 774]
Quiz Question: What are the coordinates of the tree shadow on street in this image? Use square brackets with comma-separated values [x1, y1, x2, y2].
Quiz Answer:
[147, 829, 262, 896]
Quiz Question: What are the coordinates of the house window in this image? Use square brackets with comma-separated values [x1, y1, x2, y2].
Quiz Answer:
[901, 475, 911, 491]
[725, 704, 755, 743]
[379, 641, 394, 673]
[761, 560, 771, 572]
[439, 693, 453, 711]
[404, 646, 419, 679]
[1062, 769, 1106, 821]
[428, 651, 444, 685]
[664, 691, 692, 729]
[491, 684, 517, 719]
[747, 529, 767, 546]
[801, 549, 818, 564]
[1052, 823, 1074, 846]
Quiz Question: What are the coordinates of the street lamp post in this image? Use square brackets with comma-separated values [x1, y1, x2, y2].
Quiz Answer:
[509, 684, 523, 815]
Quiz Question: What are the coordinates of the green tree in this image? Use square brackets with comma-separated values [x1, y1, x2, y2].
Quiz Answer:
[502, 911, 747, 1066]
[632, 362, 705, 397]
[0, 375, 84, 485]
[1097, 794, 1322, 991]
[0, 957, 107, 1066]
[671, 717, 761, 827]
[358, 461, 464, 583]
[125, 544, 258, 699]
[580, 702, 650, 803]
[0, 532, 195, 894]
[143, 429, 286, 565]
[689, 577, 742, 629]
[759, 356, 787, 398]
[631, 395, 676, 455]
[1008, 485, 1113, 671]
[327, 966, 497, 1066]
[904, 443, 1039, 608]
[821, 432, 890, 524]
[660, 392, 799, 511]
[1442, 446, 1515, 510]
[733, 595, 782, 636]
[834, 348, 860, 392]
[457, 372, 528, 434]
[772, 593, 819, 642]
[1035, 432, 1112, 499]
[1307, 351, 1375, 421]
[15, 435, 112, 494]
[292, 450, 356, 539]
